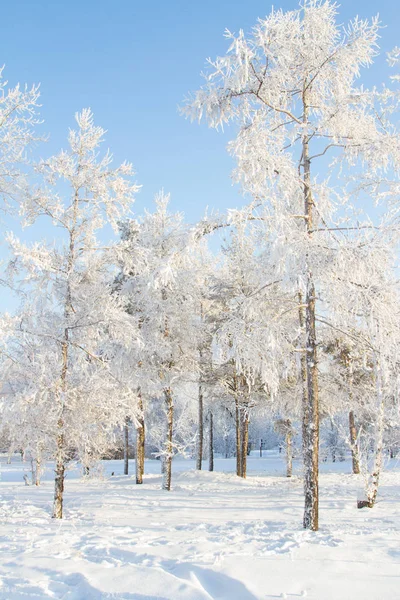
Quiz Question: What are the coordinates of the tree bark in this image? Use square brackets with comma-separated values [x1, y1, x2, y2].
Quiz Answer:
[136, 391, 145, 484]
[52, 341, 68, 519]
[241, 408, 249, 479]
[162, 388, 173, 491]
[208, 411, 214, 472]
[365, 360, 384, 508]
[235, 394, 242, 477]
[31, 444, 43, 486]
[124, 417, 129, 475]
[52, 186, 79, 519]
[302, 87, 320, 531]
[196, 381, 203, 470]
[349, 411, 360, 475]
[53, 428, 65, 519]
[286, 422, 293, 478]
[35, 458, 41, 486]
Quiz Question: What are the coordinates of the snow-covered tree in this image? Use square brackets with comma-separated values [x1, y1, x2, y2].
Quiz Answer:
[0, 67, 41, 213]
[182, 0, 394, 530]
[1, 109, 140, 518]
[118, 193, 207, 490]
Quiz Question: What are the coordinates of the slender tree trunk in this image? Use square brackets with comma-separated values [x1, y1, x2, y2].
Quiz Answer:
[53, 425, 65, 519]
[124, 417, 130, 475]
[162, 388, 174, 491]
[136, 391, 145, 484]
[235, 395, 242, 477]
[241, 408, 249, 479]
[196, 381, 203, 470]
[365, 360, 384, 508]
[52, 190, 79, 519]
[53, 338, 69, 519]
[298, 293, 310, 492]
[349, 411, 360, 475]
[286, 422, 293, 478]
[302, 88, 320, 531]
[35, 458, 42, 486]
[208, 411, 214, 472]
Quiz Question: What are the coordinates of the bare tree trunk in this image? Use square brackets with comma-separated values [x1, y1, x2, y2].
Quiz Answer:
[302, 89, 320, 531]
[298, 293, 310, 496]
[53, 338, 68, 519]
[196, 381, 203, 470]
[35, 459, 41, 486]
[286, 422, 293, 478]
[365, 360, 384, 508]
[208, 411, 214, 472]
[162, 388, 173, 491]
[124, 417, 129, 475]
[235, 395, 242, 477]
[241, 408, 249, 479]
[349, 411, 360, 475]
[303, 241, 319, 531]
[32, 443, 42, 486]
[136, 391, 145, 484]
[52, 189, 79, 519]
[53, 427, 65, 519]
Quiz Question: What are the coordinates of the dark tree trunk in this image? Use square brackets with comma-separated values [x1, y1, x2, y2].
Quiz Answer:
[162, 388, 174, 491]
[196, 382, 203, 470]
[241, 409, 249, 479]
[208, 411, 214, 472]
[235, 395, 242, 477]
[136, 392, 145, 484]
[124, 417, 130, 475]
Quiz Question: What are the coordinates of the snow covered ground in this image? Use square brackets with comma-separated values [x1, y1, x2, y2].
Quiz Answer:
[1, 454, 399, 600]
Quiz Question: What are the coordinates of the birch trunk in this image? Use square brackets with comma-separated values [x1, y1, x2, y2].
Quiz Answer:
[124, 417, 129, 475]
[196, 381, 203, 470]
[53, 425, 65, 519]
[241, 409, 249, 479]
[136, 391, 145, 484]
[365, 361, 385, 508]
[31, 444, 43, 486]
[162, 388, 173, 491]
[298, 291, 309, 470]
[349, 411, 360, 475]
[52, 342, 68, 519]
[52, 184, 79, 519]
[302, 87, 320, 531]
[235, 394, 242, 477]
[208, 411, 214, 472]
[35, 458, 41, 486]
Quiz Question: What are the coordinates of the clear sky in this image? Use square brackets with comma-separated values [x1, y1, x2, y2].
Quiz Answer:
[0, 0, 399, 309]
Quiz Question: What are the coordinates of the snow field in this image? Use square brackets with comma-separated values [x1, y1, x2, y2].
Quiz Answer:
[0, 456, 400, 599]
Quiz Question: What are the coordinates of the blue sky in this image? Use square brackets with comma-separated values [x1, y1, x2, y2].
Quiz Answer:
[0, 0, 399, 310]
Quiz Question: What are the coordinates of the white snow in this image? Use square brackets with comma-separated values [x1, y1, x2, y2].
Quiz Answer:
[1, 454, 399, 599]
